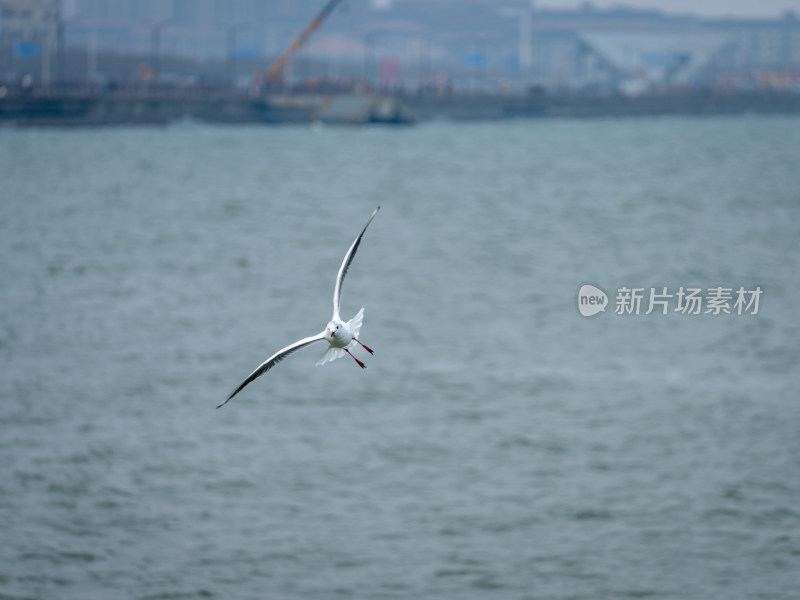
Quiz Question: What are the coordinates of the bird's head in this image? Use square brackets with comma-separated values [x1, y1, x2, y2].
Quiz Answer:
[327, 321, 342, 338]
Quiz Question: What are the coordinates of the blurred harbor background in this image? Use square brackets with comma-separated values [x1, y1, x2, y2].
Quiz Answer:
[1, 0, 800, 124]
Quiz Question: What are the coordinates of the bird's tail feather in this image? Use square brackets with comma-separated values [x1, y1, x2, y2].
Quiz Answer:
[316, 347, 347, 366]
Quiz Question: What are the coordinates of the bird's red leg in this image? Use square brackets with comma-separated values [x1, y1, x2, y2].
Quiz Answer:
[353, 337, 374, 355]
[345, 349, 366, 369]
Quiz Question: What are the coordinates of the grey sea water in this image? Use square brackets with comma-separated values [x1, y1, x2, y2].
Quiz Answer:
[1, 116, 799, 600]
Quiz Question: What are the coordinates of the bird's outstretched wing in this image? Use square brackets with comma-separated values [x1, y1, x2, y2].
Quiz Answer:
[332, 206, 380, 321]
[218, 332, 327, 408]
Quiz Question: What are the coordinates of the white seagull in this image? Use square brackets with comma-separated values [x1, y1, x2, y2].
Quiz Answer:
[217, 206, 380, 408]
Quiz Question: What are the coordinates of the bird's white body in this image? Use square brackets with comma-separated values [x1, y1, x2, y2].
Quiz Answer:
[218, 208, 379, 408]
[317, 307, 364, 365]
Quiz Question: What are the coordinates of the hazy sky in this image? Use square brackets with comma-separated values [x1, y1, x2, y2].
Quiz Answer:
[534, 0, 796, 19]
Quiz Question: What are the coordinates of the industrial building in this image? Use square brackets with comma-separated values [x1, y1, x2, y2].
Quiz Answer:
[2, 0, 799, 92]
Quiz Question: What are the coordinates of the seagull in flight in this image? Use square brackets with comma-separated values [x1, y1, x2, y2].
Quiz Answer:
[218, 207, 380, 408]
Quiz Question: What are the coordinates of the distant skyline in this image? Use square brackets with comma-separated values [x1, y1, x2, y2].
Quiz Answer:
[533, 0, 797, 19]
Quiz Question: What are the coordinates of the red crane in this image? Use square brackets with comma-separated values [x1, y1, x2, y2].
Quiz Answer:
[252, 0, 344, 88]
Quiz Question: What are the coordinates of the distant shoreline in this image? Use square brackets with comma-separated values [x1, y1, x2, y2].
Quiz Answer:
[1, 86, 798, 126]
